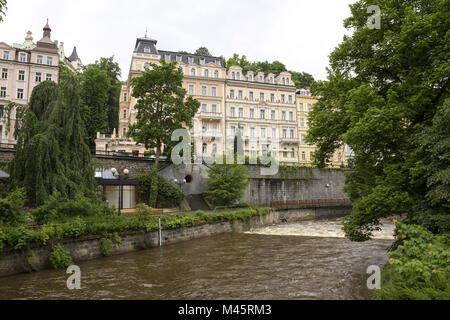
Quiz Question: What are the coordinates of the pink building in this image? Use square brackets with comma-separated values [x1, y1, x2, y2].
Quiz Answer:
[0, 21, 60, 145]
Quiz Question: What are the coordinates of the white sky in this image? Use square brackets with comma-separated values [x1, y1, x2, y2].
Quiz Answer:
[0, 0, 355, 81]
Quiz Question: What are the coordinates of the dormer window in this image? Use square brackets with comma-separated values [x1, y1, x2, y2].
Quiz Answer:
[248, 75, 253, 81]
[215, 60, 220, 66]
[232, 72, 235, 80]
[144, 46, 151, 53]
[19, 53, 27, 62]
[282, 78, 286, 85]
[188, 57, 194, 64]
[200, 58, 206, 65]
[164, 54, 171, 61]
[176, 55, 182, 62]
[236, 72, 240, 80]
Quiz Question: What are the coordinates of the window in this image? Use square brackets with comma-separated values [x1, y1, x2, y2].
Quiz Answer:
[188, 84, 194, 95]
[124, 93, 128, 102]
[271, 110, 276, 120]
[211, 87, 217, 97]
[272, 128, 277, 138]
[248, 75, 253, 81]
[204, 69, 209, 77]
[201, 86, 207, 96]
[289, 111, 294, 121]
[1, 68, 7, 79]
[17, 88, 24, 99]
[19, 53, 27, 62]
[230, 90, 235, 99]
[144, 46, 151, 53]
[282, 111, 286, 121]
[301, 134, 306, 143]
[211, 104, 217, 113]
[190, 68, 196, 76]
[231, 72, 235, 80]
[212, 143, 217, 154]
[283, 148, 288, 158]
[290, 129, 295, 139]
[261, 128, 266, 138]
[200, 58, 206, 65]
[0, 87, 6, 97]
[236, 72, 240, 80]
[282, 78, 286, 85]
[300, 118, 305, 128]
[202, 123, 207, 132]
[250, 109, 254, 119]
[202, 143, 207, 154]
[302, 152, 306, 161]
[214, 70, 219, 78]
[288, 95, 293, 104]
[292, 149, 295, 158]
[283, 129, 287, 138]
[3, 51, 9, 60]
[238, 90, 243, 100]
[215, 60, 220, 66]
[230, 107, 235, 117]
[212, 124, 218, 132]
[0, 105, 4, 118]
[270, 94, 275, 103]
[164, 54, 171, 61]
[238, 108, 243, 118]
[299, 103, 304, 111]
[37, 55, 43, 64]
[260, 92, 264, 101]
[230, 126, 236, 136]
[144, 63, 150, 69]
[251, 148, 257, 158]
[188, 57, 194, 64]
[281, 94, 285, 103]
[338, 153, 342, 163]
[202, 104, 207, 112]
[286, 79, 290, 86]
[250, 127, 255, 137]
[176, 55, 182, 62]
[123, 109, 127, 119]
[47, 57, 53, 66]
[18, 70, 25, 81]
[249, 92, 254, 101]
[46, 74, 52, 81]
[260, 109, 265, 119]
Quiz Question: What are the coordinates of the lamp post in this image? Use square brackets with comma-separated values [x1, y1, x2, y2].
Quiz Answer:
[173, 178, 186, 212]
[112, 168, 130, 216]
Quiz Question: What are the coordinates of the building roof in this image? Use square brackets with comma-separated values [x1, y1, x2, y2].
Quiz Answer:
[68, 46, 79, 62]
[158, 50, 224, 67]
[134, 37, 159, 54]
[94, 169, 139, 186]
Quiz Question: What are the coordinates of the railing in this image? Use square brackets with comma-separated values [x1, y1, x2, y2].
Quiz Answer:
[272, 199, 352, 209]
[94, 150, 168, 162]
[0, 143, 16, 150]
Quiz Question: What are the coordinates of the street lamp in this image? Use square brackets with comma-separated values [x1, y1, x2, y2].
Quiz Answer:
[112, 168, 129, 215]
[173, 178, 186, 212]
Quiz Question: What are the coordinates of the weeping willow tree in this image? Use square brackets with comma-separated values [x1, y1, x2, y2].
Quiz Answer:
[9, 77, 95, 206]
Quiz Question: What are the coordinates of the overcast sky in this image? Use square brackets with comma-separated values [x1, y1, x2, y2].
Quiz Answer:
[0, 0, 355, 81]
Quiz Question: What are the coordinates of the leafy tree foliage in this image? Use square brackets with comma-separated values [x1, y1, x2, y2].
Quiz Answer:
[9, 77, 95, 206]
[291, 71, 315, 88]
[128, 59, 200, 167]
[0, 0, 6, 22]
[194, 47, 212, 56]
[204, 163, 249, 207]
[306, 0, 449, 241]
[134, 170, 183, 208]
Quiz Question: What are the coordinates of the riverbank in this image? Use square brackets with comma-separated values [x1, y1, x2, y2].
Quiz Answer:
[0, 207, 346, 278]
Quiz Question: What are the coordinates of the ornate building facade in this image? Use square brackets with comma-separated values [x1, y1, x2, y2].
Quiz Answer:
[0, 21, 60, 144]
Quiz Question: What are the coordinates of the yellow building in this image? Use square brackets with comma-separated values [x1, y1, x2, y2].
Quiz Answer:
[296, 89, 345, 167]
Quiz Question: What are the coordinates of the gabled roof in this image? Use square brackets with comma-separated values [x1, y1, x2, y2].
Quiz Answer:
[68, 46, 79, 62]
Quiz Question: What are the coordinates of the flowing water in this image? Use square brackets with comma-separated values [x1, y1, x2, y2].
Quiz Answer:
[0, 218, 395, 300]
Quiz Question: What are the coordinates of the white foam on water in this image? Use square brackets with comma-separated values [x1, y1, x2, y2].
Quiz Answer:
[246, 218, 396, 240]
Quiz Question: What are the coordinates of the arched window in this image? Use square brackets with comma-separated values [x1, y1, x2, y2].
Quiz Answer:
[232, 72, 235, 80]
[191, 68, 196, 76]
[202, 143, 207, 154]
[236, 72, 240, 80]
[282, 78, 286, 85]
[214, 70, 219, 78]
[204, 69, 209, 77]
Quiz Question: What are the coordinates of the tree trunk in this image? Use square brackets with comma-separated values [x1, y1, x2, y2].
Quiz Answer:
[155, 143, 161, 168]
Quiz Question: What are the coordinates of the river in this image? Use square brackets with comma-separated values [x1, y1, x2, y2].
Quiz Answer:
[0, 218, 395, 300]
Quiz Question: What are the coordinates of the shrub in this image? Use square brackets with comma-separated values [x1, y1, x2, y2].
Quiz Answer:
[135, 170, 182, 208]
[0, 188, 30, 226]
[374, 223, 450, 300]
[49, 244, 73, 269]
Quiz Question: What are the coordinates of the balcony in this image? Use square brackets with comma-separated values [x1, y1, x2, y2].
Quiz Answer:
[280, 138, 300, 145]
[198, 112, 223, 120]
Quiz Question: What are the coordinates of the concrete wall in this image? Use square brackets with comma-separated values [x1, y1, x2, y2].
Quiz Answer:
[0, 207, 348, 278]
[93, 156, 161, 175]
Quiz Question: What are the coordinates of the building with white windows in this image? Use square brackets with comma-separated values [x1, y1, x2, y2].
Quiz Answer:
[0, 21, 59, 144]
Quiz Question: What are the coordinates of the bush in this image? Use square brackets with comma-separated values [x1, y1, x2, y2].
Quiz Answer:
[374, 223, 450, 300]
[49, 244, 73, 269]
[33, 192, 115, 225]
[134, 171, 182, 208]
[0, 188, 30, 226]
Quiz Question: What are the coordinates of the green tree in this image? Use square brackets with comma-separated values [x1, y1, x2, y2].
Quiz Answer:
[0, 0, 7, 22]
[128, 59, 200, 167]
[9, 76, 95, 206]
[80, 64, 109, 148]
[194, 47, 212, 56]
[204, 163, 249, 207]
[306, 0, 449, 241]
[290, 71, 315, 88]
